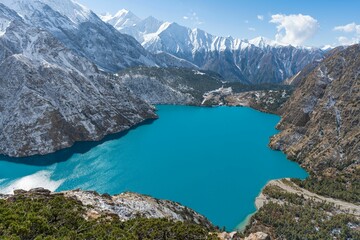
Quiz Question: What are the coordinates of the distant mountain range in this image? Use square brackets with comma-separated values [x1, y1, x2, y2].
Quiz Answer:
[102, 9, 325, 84]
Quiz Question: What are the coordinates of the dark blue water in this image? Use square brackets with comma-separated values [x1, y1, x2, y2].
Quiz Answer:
[0, 106, 307, 230]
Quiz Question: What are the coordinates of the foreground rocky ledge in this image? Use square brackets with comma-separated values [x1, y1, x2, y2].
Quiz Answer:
[0, 188, 213, 230]
[0, 188, 274, 240]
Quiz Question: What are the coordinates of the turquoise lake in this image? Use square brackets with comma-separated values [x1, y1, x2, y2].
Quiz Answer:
[0, 105, 307, 230]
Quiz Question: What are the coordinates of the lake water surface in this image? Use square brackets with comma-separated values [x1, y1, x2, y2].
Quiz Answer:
[0, 105, 307, 230]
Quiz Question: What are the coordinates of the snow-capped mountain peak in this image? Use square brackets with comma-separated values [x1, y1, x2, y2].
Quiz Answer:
[115, 9, 129, 17]
[1, 0, 159, 72]
[100, 9, 140, 30]
[248, 36, 280, 48]
[104, 8, 324, 84]
[1, 0, 92, 25]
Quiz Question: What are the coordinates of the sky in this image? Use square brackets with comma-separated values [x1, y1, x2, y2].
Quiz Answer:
[78, 0, 360, 47]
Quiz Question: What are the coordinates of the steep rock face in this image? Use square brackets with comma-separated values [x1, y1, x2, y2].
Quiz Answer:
[0, 4, 156, 157]
[270, 45, 360, 174]
[2, 0, 158, 72]
[194, 45, 322, 84]
[103, 11, 325, 84]
[117, 67, 224, 105]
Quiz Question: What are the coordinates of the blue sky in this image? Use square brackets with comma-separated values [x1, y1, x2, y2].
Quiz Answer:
[78, 0, 360, 47]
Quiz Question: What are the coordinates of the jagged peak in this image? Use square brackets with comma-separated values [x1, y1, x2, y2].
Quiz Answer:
[1, 0, 92, 24]
[249, 36, 279, 48]
[157, 21, 175, 33]
[100, 8, 141, 29]
[114, 9, 129, 17]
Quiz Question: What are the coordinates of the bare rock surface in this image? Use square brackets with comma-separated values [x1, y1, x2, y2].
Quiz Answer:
[270, 45, 360, 174]
[0, 3, 156, 157]
[63, 190, 214, 229]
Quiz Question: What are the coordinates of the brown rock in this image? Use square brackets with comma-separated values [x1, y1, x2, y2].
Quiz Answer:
[14, 189, 27, 195]
[271, 44, 360, 175]
[29, 188, 51, 195]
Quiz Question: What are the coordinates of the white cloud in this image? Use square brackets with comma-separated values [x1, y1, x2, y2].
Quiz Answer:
[334, 22, 360, 34]
[334, 22, 360, 45]
[257, 15, 264, 21]
[183, 11, 204, 26]
[337, 36, 359, 46]
[248, 27, 256, 31]
[270, 14, 319, 46]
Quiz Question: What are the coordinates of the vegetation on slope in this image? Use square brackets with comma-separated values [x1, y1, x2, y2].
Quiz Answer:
[292, 170, 360, 204]
[245, 185, 360, 239]
[0, 193, 218, 240]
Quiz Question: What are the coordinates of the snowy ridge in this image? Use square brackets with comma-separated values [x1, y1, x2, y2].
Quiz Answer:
[101, 11, 281, 52]
[103, 9, 325, 83]
[100, 9, 141, 30]
[1, 0, 91, 24]
[1, 0, 161, 72]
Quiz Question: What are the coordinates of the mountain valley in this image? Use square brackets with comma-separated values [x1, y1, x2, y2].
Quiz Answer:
[0, 0, 358, 239]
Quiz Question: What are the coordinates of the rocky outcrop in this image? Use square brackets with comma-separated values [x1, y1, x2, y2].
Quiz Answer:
[0, 4, 156, 157]
[270, 44, 360, 174]
[202, 88, 293, 114]
[244, 232, 270, 240]
[63, 190, 214, 229]
[0, 188, 214, 229]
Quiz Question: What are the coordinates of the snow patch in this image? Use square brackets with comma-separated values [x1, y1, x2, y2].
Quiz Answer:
[193, 70, 205, 75]
[0, 18, 11, 37]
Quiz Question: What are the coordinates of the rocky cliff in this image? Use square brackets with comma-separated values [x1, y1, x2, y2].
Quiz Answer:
[270, 44, 360, 175]
[0, 3, 156, 157]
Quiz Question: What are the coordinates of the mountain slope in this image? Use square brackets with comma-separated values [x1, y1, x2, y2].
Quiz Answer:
[117, 67, 225, 105]
[2, 0, 158, 72]
[242, 45, 360, 239]
[0, 3, 156, 157]
[103, 11, 325, 84]
[270, 44, 360, 176]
